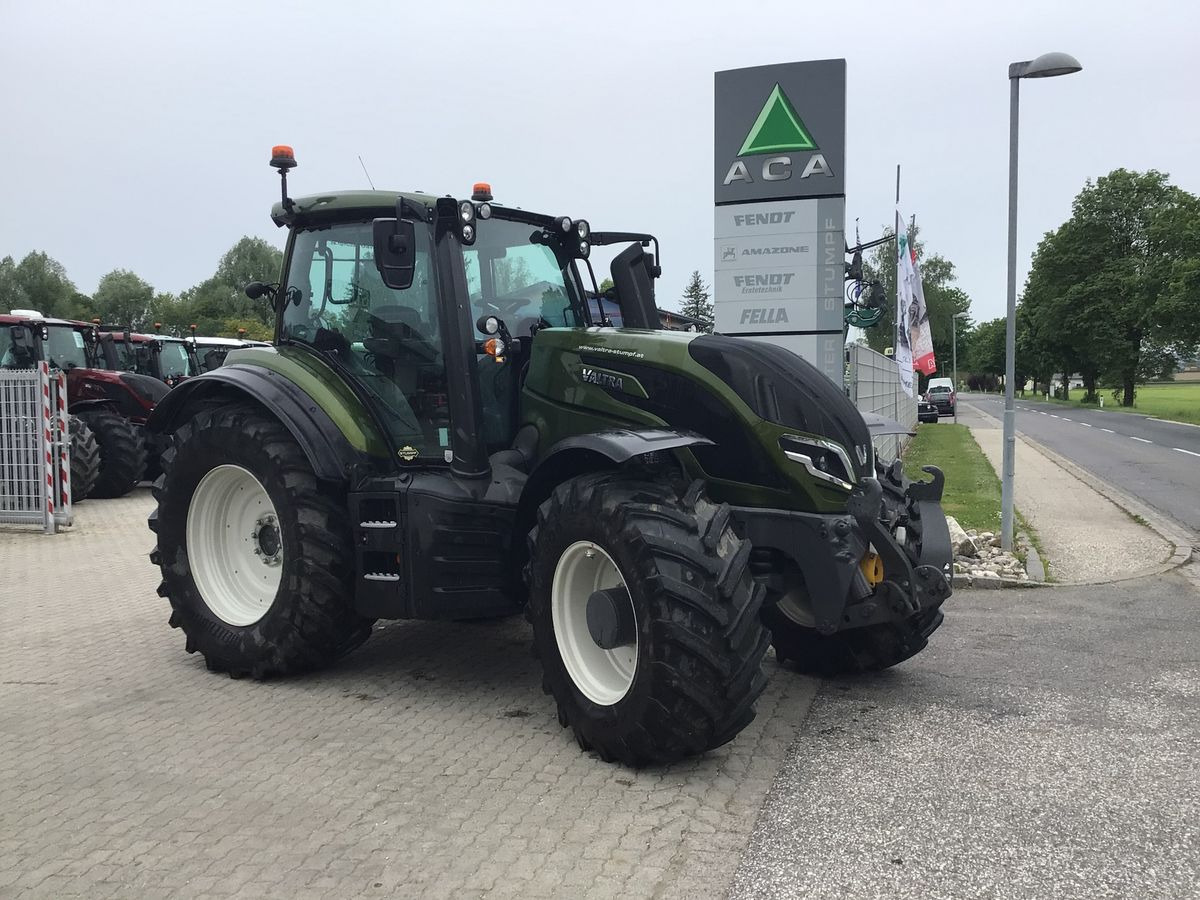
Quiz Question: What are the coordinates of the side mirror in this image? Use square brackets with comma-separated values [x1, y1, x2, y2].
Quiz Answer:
[373, 218, 416, 290]
[609, 243, 658, 329]
[245, 281, 273, 300]
[9, 324, 30, 347]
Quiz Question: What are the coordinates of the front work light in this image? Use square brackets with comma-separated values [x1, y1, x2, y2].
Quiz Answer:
[576, 219, 590, 239]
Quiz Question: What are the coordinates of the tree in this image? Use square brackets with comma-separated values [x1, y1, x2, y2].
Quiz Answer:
[0, 251, 76, 317]
[965, 318, 1007, 379]
[1020, 169, 1200, 406]
[598, 277, 614, 294]
[219, 317, 272, 341]
[179, 237, 283, 335]
[0, 256, 29, 309]
[680, 270, 712, 321]
[92, 269, 157, 330]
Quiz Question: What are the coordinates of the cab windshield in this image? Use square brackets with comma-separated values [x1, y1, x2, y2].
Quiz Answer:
[159, 341, 194, 379]
[44, 325, 89, 370]
[108, 339, 153, 375]
[0, 326, 19, 367]
[194, 342, 232, 373]
[463, 217, 586, 335]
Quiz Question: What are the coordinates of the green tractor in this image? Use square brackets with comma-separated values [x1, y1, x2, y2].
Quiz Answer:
[147, 148, 952, 765]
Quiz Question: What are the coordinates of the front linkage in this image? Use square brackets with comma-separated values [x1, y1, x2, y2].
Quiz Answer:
[739, 457, 953, 675]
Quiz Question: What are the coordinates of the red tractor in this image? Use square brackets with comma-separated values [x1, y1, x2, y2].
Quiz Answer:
[93, 326, 198, 388]
[2, 311, 167, 497]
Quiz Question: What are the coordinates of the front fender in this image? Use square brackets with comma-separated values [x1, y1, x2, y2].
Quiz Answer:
[147, 365, 370, 483]
[511, 428, 712, 568]
[537, 427, 713, 466]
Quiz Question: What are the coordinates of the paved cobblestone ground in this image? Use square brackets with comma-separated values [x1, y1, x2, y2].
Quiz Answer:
[7, 489, 1197, 899]
[0, 489, 817, 899]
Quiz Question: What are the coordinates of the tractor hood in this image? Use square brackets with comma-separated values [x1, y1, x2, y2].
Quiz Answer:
[687, 335, 874, 478]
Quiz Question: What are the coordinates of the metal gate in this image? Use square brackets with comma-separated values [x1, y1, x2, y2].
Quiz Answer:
[0, 362, 71, 532]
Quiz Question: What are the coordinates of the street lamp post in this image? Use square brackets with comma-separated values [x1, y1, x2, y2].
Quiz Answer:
[1001, 51, 1082, 551]
[952, 311, 969, 423]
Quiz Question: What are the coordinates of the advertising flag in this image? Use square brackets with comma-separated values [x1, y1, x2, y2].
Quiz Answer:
[895, 213, 916, 397]
[908, 243, 937, 376]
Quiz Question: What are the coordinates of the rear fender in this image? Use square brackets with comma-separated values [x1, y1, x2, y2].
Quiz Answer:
[147, 365, 368, 483]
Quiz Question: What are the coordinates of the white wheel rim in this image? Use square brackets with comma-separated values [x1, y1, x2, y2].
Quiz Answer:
[186, 464, 283, 627]
[551, 541, 637, 706]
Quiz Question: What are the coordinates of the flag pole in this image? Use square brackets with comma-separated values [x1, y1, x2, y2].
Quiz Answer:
[896, 164, 902, 426]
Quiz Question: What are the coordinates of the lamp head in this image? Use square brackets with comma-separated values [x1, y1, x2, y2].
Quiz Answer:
[1010, 52, 1082, 79]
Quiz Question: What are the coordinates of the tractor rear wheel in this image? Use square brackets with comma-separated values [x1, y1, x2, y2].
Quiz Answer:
[526, 473, 770, 766]
[765, 597, 945, 676]
[149, 403, 372, 678]
[80, 409, 146, 498]
[68, 415, 100, 502]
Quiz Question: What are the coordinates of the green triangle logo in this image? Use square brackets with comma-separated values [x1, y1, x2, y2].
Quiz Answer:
[738, 83, 818, 156]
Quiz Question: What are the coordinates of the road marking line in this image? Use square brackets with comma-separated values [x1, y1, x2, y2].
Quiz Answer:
[1175, 447, 1200, 458]
[1101, 428, 1114, 433]
[1039, 411, 1048, 415]
[1150, 418, 1200, 430]
[1131, 436, 1152, 444]
[1080, 422, 1092, 427]
[1049, 414, 1060, 418]
[1062, 417, 1072, 422]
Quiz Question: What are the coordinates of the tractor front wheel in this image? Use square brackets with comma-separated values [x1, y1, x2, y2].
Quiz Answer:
[80, 410, 145, 498]
[68, 415, 100, 502]
[526, 473, 770, 766]
[765, 597, 945, 676]
[149, 403, 372, 678]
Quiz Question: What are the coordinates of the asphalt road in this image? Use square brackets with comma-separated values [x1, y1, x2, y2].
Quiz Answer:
[731, 567, 1200, 900]
[962, 393, 1200, 534]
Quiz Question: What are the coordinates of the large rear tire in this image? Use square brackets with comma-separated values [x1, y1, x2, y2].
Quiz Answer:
[148, 403, 373, 678]
[68, 415, 100, 502]
[80, 410, 146, 498]
[527, 473, 770, 766]
[765, 598, 945, 676]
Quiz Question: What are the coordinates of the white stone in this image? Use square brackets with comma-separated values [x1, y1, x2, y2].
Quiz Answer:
[947, 516, 978, 558]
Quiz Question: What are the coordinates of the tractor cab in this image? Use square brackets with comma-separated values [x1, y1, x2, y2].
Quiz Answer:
[2, 311, 98, 372]
[1, 311, 94, 371]
[260, 180, 662, 476]
[94, 328, 197, 387]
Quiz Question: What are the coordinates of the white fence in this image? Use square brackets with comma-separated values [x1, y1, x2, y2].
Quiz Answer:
[845, 343, 917, 462]
[0, 362, 71, 533]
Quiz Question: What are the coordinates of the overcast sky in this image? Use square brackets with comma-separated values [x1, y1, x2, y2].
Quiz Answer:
[2, 0, 1197, 326]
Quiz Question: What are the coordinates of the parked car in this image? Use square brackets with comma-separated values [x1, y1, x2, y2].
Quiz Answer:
[926, 385, 956, 416]
[918, 398, 939, 423]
